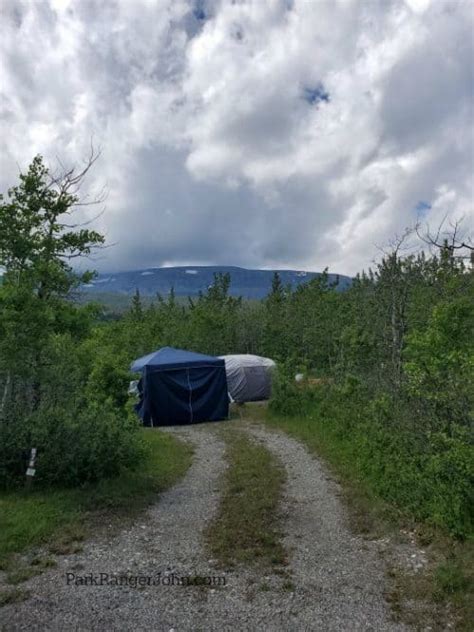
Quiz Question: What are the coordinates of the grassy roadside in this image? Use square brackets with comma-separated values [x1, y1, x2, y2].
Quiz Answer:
[206, 429, 287, 574]
[248, 402, 473, 631]
[0, 429, 193, 592]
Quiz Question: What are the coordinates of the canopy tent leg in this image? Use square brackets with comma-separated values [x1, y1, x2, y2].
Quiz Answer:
[186, 368, 193, 424]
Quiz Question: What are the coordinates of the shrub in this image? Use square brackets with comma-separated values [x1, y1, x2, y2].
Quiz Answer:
[269, 381, 474, 538]
[404, 297, 474, 431]
[424, 430, 474, 537]
[269, 363, 319, 417]
[0, 401, 144, 488]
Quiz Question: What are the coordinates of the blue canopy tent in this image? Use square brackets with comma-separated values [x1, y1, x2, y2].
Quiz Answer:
[130, 347, 229, 426]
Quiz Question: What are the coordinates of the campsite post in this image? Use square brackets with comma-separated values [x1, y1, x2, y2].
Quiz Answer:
[25, 447, 37, 488]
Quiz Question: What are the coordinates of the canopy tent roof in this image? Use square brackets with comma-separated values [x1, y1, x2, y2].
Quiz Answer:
[219, 354, 276, 369]
[130, 347, 224, 373]
[131, 347, 229, 426]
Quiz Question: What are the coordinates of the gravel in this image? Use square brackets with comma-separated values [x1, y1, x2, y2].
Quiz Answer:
[1, 421, 408, 631]
[246, 425, 408, 631]
[1, 424, 227, 631]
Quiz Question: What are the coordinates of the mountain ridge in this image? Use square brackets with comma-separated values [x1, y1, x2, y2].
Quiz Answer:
[82, 265, 353, 300]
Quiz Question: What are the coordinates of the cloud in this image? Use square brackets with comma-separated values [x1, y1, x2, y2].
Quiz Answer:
[0, 0, 472, 276]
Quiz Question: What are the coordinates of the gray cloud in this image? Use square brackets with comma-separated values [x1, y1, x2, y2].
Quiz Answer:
[1, 0, 472, 276]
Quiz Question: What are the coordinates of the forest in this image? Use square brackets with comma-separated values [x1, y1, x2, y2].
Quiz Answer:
[1, 155, 473, 542]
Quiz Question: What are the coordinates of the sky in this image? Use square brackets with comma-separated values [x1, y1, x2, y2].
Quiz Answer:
[1, 0, 473, 275]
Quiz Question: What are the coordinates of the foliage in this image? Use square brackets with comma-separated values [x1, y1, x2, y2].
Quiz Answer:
[269, 384, 474, 538]
[0, 403, 143, 487]
[75, 222, 473, 539]
[0, 155, 141, 488]
[266, 240, 473, 539]
[1, 154, 472, 545]
[404, 296, 474, 431]
[0, 429, 192, 562]
[269, 363, 318, 417]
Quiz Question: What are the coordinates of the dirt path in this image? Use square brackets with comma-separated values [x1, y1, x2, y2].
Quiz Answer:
[1, 422, 407, 631]
[1, 425, 228, 631]
[246, 425, 407, 631]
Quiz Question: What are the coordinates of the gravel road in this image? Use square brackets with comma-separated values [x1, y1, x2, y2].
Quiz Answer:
[1, 421, 407, 631]
[246, 425, 407, 631]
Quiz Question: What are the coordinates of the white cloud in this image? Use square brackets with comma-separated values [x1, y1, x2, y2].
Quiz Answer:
[0, 0, 472, 276]
[404, 0, 431, 15]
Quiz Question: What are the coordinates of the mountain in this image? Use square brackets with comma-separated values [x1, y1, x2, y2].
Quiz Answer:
[81, 266, 352, 300]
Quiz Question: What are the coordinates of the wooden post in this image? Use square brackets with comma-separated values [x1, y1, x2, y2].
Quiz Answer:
[25, 447, 37, 488]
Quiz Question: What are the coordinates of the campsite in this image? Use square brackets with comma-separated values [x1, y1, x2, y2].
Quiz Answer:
[1, 1, 473, 630]
[1, 179, 472, 627]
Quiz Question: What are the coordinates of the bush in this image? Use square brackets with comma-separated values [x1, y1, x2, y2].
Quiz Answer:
[269, 378, 474, 538]
[0, 401, 144, 488]
[404, 297, 474, 431]
[424, 430, 474, 537]
[268, 363, 319, 417]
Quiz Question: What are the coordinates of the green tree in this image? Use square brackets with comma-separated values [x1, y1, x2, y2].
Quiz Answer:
[405, 295, 474, 432]
[262, 272, 290, 360]
[188, 273, 242, 354]
[130, 288, 144, 321]
[0, 153, 144, 488]
[0, 153, 104, 413]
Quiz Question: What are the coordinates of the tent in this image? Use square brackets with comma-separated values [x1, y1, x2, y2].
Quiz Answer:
[219, 354, 276, 403]
[131, 347, 229, 426]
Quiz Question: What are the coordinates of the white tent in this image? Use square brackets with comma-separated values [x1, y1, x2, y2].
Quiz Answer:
[219, 354, 276, 403]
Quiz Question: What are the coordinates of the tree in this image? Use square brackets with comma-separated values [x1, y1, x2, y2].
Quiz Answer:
[262, 272, 290, 360]
[188, 273, 242, 354]
[287, 270, 344, 370]
[0, 152, 105, 291]
[0, 151, 105, 415]
[269, 272, 285, 304]
[130, 288, 144, 321]
[405, 295, 474, 433]
[416, 216, 474, 264]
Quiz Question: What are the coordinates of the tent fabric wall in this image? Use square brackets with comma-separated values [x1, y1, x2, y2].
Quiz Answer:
[131, 347, 228, 426]
[219, 354, 276, 403]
